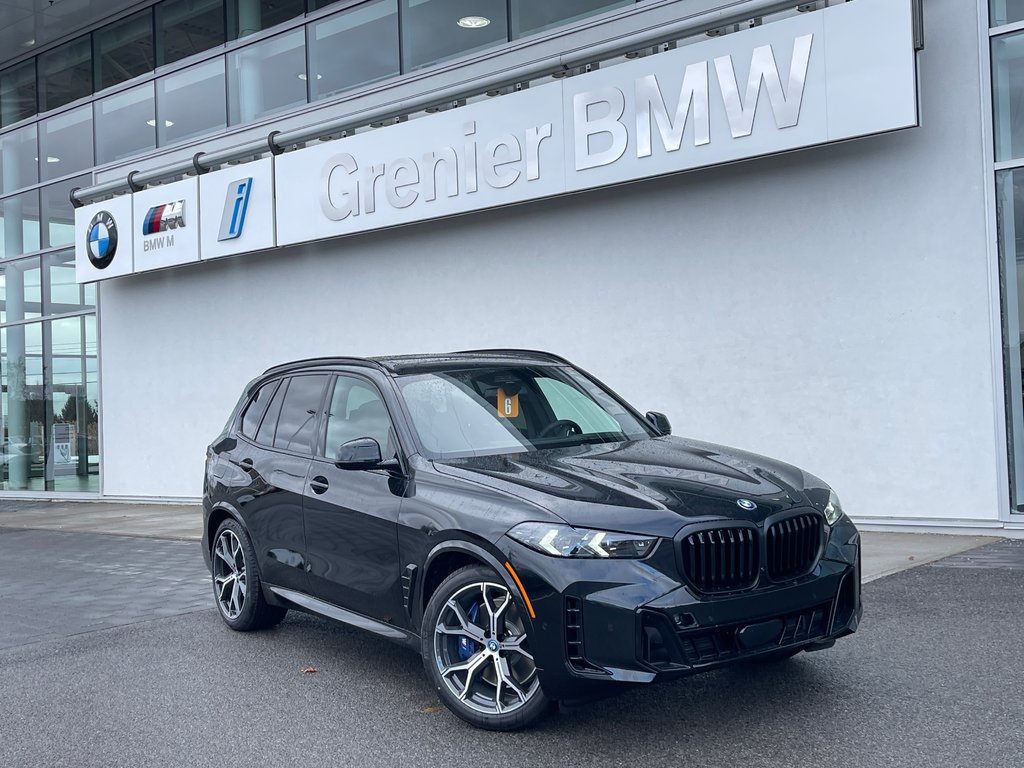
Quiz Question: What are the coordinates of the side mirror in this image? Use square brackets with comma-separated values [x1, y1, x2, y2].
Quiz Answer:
[335, 437, 383, 469]
[645, 411, 672, 436]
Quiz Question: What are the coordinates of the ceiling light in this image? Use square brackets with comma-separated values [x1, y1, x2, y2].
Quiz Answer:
[457, 16, 490, 28]
[46, 156, 60, 163]
[297, 73, 322, 81]
[146, 119, 174, 127]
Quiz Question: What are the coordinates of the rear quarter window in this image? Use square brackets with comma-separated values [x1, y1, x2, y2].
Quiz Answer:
[274, 375, 329, 454]
[255, 379, 289, 446]
[240, 380, 280, 439]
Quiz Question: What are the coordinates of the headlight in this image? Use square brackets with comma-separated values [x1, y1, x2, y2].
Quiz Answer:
[507, 522, 657, 558]
[824, 490, 844, 525]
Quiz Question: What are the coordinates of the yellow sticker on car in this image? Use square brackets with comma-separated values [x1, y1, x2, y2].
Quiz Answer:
[497, 388, 519, 419]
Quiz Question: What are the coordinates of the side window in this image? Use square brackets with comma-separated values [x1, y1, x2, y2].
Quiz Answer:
[324, 375, 395, 459]
[255, 378, 288, 446]
[536, 377, 622, 434]
[240, 380, 279, 439]
[274, 375, 329, 454]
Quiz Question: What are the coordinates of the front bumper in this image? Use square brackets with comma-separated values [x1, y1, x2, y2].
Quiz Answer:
[500, 519, 861, 701]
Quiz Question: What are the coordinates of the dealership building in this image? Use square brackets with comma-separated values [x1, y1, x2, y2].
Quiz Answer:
[0, 0, 1022, 535]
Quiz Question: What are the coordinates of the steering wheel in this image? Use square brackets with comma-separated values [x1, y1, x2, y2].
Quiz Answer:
[538, 419, 583, 440]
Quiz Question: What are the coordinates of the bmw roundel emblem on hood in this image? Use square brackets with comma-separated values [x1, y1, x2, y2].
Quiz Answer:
[736, 499, 757, 511]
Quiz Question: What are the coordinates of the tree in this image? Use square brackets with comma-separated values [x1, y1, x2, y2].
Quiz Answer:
[57, 395, 98, 427]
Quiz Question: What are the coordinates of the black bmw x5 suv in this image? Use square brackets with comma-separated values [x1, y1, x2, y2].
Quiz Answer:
[202, 350, 861, 730]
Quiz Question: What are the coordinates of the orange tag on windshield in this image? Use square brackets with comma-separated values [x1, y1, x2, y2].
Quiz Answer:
[496, 388, 519, 419]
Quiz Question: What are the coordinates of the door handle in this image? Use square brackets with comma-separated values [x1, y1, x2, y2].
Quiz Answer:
[310, 475, 329, 495]
[239, 458, 254, 471]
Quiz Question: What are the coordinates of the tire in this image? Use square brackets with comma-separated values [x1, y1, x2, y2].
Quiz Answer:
[211, 518, 287, 631]
[421, 565, 551, 731]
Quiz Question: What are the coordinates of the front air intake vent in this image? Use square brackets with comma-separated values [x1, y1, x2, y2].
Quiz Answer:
[564, 596, 604, 674]
[765, 512, 824, 581]
[679, 525, 759, 592]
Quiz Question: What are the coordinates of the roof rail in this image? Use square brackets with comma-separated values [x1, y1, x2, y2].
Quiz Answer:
[261, 356, 384, 375]
[454, 349, 573, 365]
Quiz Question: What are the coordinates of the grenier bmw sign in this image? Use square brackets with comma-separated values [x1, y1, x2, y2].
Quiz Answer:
[75, 0, 916, 283]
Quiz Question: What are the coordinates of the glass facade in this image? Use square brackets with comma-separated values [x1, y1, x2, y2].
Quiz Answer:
[1, 249, 98, 492]
[0, 190, 40, 261]
[0, 38, 99, 495]
[993, 33, 1024, 161]
[307, 0, 399, 100]
[156, 59, 227, 144]
[236, 0, 309, 37]
[0, 60, 36, 128]
[95, 11, 157, 91]
[95, 84, 157, 165]
[37, 36, 93, 113]
[511, 0, 632, 39]
[993, 18, 1024, 513]
[992, 1, 1024, 28]
[0, 124, 38, 196]
[158, 0, 228, 66]
[41, 176, 89, 251]
[401, 0, 508, 71]
[227, 28, 306, 125]
[38, 106, 93, 183]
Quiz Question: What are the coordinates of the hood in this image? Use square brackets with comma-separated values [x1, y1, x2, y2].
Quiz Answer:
[431, 436, 831, 538]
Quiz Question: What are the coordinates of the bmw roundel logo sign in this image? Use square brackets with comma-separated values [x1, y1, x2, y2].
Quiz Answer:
[86, 210, 118, 269]
[736, 498, 757, 511]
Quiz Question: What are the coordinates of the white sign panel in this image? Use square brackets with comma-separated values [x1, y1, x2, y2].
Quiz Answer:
[274, 0, 917, 249]
[74, 0, 917, 282]
[132, 176, 200, 274]
[75, 194, 134, 283]
[199, 158, 276, 260]
[275, 84, 566, 247]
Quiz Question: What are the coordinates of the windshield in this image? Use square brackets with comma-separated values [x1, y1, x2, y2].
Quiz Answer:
[396, 365, 653, 459]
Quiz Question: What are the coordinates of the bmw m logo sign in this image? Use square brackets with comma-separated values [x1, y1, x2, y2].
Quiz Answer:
[142, 200, 186, 235]
[86, 211, 118, 269]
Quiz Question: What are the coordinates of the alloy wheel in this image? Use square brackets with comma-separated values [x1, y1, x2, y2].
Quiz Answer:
[213, 529, 247, 620]
[433, 581, 539, 716]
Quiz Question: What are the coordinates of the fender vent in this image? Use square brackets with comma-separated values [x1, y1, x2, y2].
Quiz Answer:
[401, 564, 417, 616]
[565, 596, 604, 674]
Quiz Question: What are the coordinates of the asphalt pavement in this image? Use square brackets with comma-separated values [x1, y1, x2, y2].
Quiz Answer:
[0, 528, 1022, 767]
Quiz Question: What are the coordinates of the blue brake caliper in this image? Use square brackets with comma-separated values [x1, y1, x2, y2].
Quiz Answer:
[457, 602, 480, 661]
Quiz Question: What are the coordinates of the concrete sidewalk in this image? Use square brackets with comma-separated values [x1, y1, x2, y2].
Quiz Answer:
[0, 500, 202, 541]
[0, 499, 1000, 582]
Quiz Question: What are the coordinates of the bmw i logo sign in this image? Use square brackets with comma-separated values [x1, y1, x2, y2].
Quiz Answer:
[736, 498, 757, 511]
[86, 210, 118, 269]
